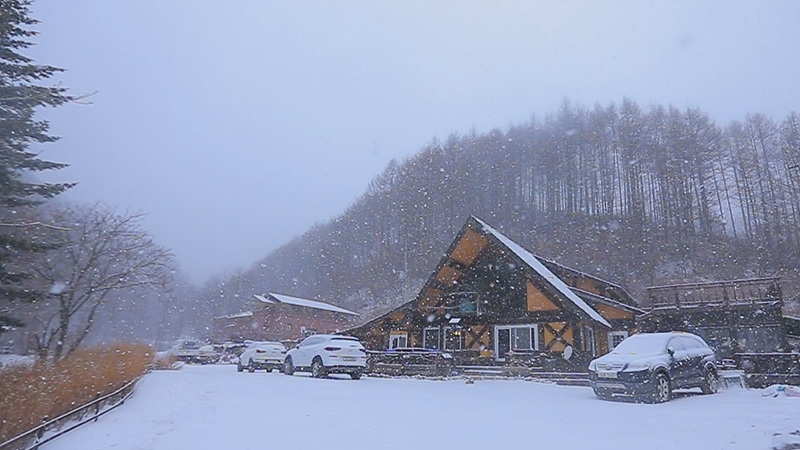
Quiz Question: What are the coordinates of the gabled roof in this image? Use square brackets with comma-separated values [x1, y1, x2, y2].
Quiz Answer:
[473, 217, 611, 328]
[254, 293, 359, 316]
[571, 287, 645, 316]
[536, 256, 638, 308]
[214, 311, 254, 320]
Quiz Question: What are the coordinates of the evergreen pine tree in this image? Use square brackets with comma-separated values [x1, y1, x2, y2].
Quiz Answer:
[0, 0, 75, 333]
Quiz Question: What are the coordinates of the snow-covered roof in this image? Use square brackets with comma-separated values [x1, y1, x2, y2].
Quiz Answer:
[536, 255, 638, 306]
[571, 287, 645, 315]
[255, 293, 360, 316]
[473, 216, 611, 328]
[253, 294, 276, 304]
[214, 311, 254, 320]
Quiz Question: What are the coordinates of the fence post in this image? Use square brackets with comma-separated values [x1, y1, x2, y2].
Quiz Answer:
[30, 415, 48, 450]
[94, 392, 101, 421]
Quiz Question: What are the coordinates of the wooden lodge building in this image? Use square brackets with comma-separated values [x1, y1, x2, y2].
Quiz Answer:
[348, 216, 644, 367]
[212, 292, 360, 343]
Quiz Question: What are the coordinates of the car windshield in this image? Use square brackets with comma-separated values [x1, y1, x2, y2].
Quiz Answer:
[611, 335, 670, 355]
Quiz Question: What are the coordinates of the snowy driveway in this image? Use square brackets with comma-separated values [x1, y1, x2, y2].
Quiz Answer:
[43, 364, 796, 450]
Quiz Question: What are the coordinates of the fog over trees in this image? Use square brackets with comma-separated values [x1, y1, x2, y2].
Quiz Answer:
[200, 100, 800, 329]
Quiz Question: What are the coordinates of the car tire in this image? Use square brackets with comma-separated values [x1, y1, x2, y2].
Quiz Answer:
[236, 362, 244, 372]
[349, 370, 363, 380]
[311, 357, 328, 378]
[247, 360, 256, 373]
[283, 358, 294, 376]
[650, 372, 671, 403]
[701, 368, 719, 395]
[593, 388, 613, 400]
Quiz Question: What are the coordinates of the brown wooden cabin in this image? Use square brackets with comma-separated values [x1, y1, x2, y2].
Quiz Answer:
[212, 292, 360, 343]
[347, 216, 642, 370]
[636, 278, 789, 359]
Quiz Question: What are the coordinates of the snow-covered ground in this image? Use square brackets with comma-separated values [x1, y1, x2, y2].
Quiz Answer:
[42, 365, 798, 450]
[0, 354, 35, 369]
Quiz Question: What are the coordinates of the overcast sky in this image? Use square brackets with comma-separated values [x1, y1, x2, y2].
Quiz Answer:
[28, 0, 800, 284]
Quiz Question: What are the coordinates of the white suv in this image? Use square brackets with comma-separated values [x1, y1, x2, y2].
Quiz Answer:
[283, 334, 367, 379]
[237, 341, 287, 373]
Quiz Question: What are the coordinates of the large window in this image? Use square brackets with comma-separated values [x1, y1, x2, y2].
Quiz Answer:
[494, 324, 538, 360]
[389, 332, 408, 349]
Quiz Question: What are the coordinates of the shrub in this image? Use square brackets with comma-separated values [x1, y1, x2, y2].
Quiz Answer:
[0, 343, 153, 442]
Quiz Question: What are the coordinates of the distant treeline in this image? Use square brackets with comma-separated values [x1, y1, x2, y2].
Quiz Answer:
[200, 99, 800, 322]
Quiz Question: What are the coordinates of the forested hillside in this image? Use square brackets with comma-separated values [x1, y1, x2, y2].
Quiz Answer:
[196, 99, 800, 326]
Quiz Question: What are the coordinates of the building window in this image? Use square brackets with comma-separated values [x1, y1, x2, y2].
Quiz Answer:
[443, 292, 480, 314]
[608, 331, 628, 350]
[494, 324, 538, 360]
[389, 332, 408, 349]
[423, 327, 440, 350]
[584, 326, 597, 357]
[444, 327, 464, 351]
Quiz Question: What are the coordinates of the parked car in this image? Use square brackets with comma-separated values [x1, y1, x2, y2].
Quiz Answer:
[215, 342, 248, 364]
[168, 338, 219, 364]
[283, 334, 367, 379]
[237, 341, 287, 372]
[588, 331, 719, 403]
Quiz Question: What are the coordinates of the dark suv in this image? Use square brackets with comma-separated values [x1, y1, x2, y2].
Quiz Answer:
[588, 332, 719, 403]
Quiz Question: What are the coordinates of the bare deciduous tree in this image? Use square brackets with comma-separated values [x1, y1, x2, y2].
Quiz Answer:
[22, 204, 174, 360]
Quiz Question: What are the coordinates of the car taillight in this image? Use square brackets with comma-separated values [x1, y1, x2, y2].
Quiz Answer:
[255, 349, 265, 353]
[280, 350, 286, 354]
[324, 347, 341, 352]
[358, 348, 366, 353]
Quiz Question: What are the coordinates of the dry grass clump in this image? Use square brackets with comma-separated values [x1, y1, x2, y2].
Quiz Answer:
[151, 351, 180, 370]
[0, 343, 153, 443]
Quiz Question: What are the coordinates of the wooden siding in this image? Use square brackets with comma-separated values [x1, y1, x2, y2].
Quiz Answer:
[436, 265, 461, 285]
[595, 303, 634, 320]
[465, 325, 490, 351]
[418, 288, 442, 309]
[576, 278, 600, 295]
[527, 280, 558, 311]
[390, 311, 407, 322]
[450, 229, 488, 266]
[542, 322, 573, 351]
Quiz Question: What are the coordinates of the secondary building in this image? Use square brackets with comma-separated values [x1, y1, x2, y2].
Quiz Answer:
[212, 292, 360, 343]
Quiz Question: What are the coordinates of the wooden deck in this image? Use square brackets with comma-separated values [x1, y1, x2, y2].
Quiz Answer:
[645, 277, 782, 311]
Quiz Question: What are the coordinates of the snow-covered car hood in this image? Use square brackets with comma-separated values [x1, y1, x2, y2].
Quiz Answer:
[591, 351, 667, 371]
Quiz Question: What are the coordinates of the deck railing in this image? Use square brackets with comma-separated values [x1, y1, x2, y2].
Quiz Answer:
[645, 277, 782, 310]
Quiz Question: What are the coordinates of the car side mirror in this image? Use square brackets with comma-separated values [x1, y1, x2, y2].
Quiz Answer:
[667, 347, 675, 357]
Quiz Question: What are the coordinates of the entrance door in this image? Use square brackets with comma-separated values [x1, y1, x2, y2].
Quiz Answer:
[497, 328, 510, 359]
[423, 327, 441, 350]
